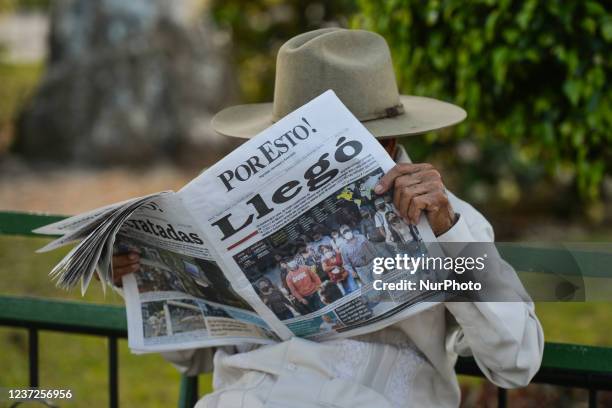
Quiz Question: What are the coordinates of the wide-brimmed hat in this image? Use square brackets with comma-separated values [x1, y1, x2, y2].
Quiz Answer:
[212, 28, 466, 139]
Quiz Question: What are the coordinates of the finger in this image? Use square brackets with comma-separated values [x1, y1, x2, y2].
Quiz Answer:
[112, 258, 139, 270]
[375, 163, 432, 194]
[396, 182, 443, 220]
[112, 252, 140, 267]
[409, 191, 449, 224]
[393, 182, 402, 211]
[394, 167, 442, 187]
[397, 187, 412, 221]
[407, 194, 433, 225]
[393, 174, 426, 190]
[113, 253, 139, 267]
[398, 185, 423, 220]
[114, 263, 140, 279]
[113, 263, 140, 282]
[417, 168, 443, 184]
[392, 175, 424, 211]
[375, 163, 434, 194]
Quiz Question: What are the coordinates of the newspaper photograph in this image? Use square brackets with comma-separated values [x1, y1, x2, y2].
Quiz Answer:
[179, 90, 448, 341]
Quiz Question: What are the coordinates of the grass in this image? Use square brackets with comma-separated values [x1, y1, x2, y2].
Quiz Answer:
[1, 234, 610, 406]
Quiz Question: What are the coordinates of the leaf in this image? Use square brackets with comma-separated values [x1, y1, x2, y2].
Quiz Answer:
[492, 47, 510, 84]
[585, 1, 605, 16]
[563, 79, 581, 106]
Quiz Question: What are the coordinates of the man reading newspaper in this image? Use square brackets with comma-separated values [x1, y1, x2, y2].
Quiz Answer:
[110, 29, 543, 408]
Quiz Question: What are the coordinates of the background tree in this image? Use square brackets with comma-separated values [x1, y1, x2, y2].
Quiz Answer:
[354, 0, 612, 207]
[211, 0, 356, 103]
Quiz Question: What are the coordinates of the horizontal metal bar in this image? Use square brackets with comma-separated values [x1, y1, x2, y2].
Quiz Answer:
[456, 357, 612, 391]
[0, 318, 128, 338]
[457, 340, 612, 378]
[0, 296, 127, 337]
[0, 211, 66, 237]
[497, 243, 612, 279]
[541, 343, 612, 374]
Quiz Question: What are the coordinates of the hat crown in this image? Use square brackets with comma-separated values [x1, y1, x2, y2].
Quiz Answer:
[272, 28, 402, 121]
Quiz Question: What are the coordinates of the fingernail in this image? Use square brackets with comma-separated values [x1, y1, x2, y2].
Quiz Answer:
[374, 184, 383, 194]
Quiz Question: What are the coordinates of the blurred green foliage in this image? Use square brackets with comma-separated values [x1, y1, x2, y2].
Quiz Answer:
[0, 0, 47, 152]
[0, 63, 42, 124]
[210, 0, 356, 103]
[0, 0, 49, 12]
[0, 63, 42, 152]
[354, 0, 612, 202]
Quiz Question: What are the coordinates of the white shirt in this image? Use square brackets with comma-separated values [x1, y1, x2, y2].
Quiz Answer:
[163, 146, 544, 408]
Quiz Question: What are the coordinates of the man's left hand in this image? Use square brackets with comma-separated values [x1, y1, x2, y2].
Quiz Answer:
[374, 163, 456, 236]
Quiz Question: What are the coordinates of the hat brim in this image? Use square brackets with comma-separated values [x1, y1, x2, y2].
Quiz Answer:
[211, 95, 467, 140]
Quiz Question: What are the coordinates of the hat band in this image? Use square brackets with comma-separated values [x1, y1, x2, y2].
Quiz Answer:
[272, 102, 404, 123]
[360, 103, 405, 122]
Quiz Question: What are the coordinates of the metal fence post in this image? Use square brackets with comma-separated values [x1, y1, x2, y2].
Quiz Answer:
[109, 336, 119, 408]
[28, 328, 39, 388]
[497, 388, 507, 408]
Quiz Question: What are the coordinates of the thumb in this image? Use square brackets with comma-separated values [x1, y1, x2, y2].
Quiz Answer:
[375, 164, 404, 194]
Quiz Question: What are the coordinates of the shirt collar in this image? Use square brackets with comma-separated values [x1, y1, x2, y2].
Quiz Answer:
[394, 145, 413, 164]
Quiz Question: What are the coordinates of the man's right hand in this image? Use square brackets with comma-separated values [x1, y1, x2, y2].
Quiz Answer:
[112, 251, 141, 287]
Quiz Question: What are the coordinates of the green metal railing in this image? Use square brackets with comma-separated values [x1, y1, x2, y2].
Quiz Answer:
[0, 295, 202, 408]
[2, 210, 612, 407]
[0, 211, 200, 408]
[456, 346, 612, 407]
[0, 295, 200, 408]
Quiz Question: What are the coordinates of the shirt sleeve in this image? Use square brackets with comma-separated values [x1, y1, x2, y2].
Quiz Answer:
[438, 191, 545, 388]
[161, 348, 215, 376]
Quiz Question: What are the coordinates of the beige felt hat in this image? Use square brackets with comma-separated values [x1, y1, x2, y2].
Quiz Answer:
[212, 28, 466, 139]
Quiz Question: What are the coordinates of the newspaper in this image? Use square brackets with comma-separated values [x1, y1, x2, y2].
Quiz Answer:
[36, 90, 447, 352]
[116, 194, 277, 352]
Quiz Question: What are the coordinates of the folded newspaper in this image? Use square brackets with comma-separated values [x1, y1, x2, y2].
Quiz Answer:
[35, 91, 448, 353]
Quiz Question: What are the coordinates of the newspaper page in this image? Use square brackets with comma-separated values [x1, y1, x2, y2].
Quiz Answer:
[33, 197, 141, 236]
[36, 192, 174, 294]
[118, 193, 278, 352]
[179, 90, 449, 342]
